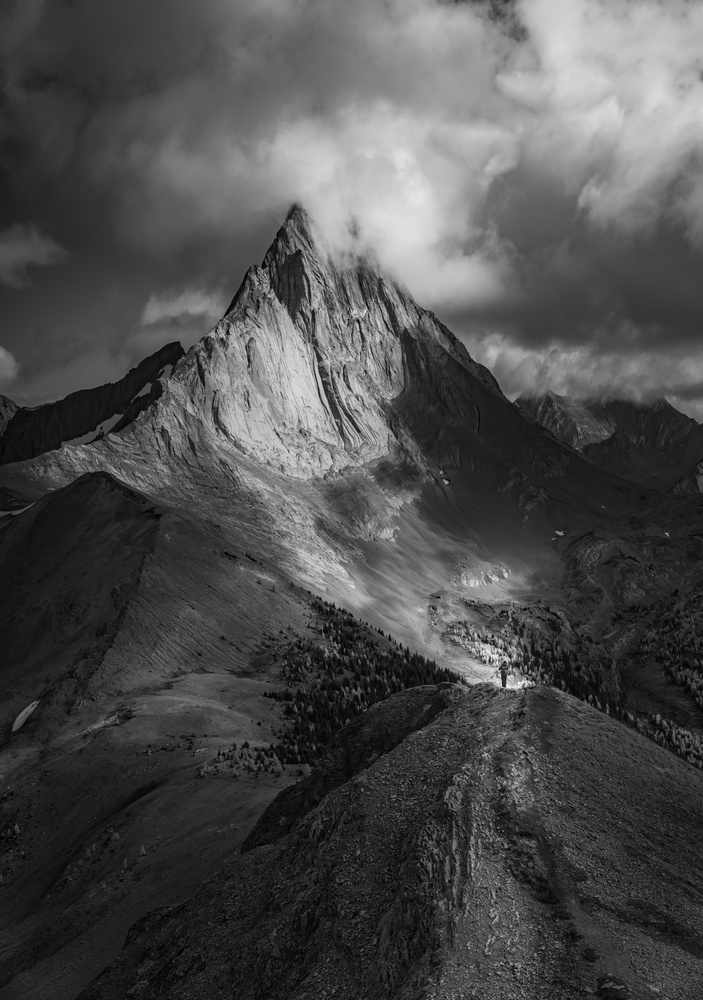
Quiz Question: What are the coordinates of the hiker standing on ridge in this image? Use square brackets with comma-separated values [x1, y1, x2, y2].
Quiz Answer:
[499, 662, 509, 688]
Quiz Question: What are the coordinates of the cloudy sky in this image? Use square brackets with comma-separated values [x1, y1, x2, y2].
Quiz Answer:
[2, 0, 703, 416]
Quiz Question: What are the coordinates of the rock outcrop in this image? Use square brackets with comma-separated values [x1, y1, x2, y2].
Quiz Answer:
[673, 459, 703, 494]
[517, 392, 703, 491]
[0, 394, 17, 435]
[0, 342, 184, 465]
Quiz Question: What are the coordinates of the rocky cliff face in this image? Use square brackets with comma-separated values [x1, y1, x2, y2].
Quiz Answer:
[0, 395, 17, 435]
[517, 392, 703, 491]
[3, 207, 623, 507]
[157, 204, 508, 478]
[0, 342, 184, 465]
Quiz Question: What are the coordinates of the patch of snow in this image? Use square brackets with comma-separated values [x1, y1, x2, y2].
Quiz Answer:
[133, 381, 154, 399]
[12, 700, 39, 734]
[62, 410, 124, 447]
[0, 503, 34, 518]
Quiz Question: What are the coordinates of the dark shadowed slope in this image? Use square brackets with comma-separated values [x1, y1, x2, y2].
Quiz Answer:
[0, 471, 162, 739]
[78, 684, 703, 1000]
[0, 471, 354, 1000]
[0, 342, 183, 465]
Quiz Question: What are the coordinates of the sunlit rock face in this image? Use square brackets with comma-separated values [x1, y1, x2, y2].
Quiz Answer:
[4, 206, 558, 494]
[517, 392, 703, 491]
[673, 460, 703, 494]
[1, 204, 636, 532]
[0, 342, 184, 465]
[163, 205, 501, 477]
[0, 395, 17, 435]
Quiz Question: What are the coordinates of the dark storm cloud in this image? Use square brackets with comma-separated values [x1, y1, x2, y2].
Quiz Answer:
[2, 0, 703, 410]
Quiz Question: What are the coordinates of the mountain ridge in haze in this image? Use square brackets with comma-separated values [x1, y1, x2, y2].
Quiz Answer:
[516, 390, 703, 491]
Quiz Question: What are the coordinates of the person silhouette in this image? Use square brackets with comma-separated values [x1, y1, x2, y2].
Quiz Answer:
[499, 662, 509, 688]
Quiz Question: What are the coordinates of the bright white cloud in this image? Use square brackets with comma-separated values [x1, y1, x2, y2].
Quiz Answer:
[471, 329, 703, 413]
[510, 0, 703, 239]
[0, 345, 20, 387]
[6, 0, 703, 405]
[69, 0, 703, 326]
[141, 287, 227, 325]
[0, 224, 67, 287]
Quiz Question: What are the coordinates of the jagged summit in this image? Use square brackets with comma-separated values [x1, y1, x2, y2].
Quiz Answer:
[1, 206, 645, 525]
[222, 203, 316, 318]
[115, 201, 517, 479]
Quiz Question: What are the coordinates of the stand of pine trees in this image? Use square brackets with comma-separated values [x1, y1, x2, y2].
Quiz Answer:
[264, 599, 464, 765]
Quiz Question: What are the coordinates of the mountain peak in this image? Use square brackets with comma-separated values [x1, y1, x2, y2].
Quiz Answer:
[222, 203, 322, 321]
[147, 205, 508, 479]
[284, 200, 311, 227]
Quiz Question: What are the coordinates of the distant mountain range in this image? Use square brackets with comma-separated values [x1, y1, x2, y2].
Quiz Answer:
[516, 391, 703, 492]
[1, 207, 703, 1000]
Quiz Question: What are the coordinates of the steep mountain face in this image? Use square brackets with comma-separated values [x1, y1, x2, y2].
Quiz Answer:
[3, 207, 635, 496]
[0, 207, 652, 668]
[0, 394, 17, 434]
[79, 684, 703, 1000]
[517, 392, 703, 490]
[2, 207, 703, 1000]
[0, 342, 184, 465]
[0, 207, 650, 666]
